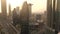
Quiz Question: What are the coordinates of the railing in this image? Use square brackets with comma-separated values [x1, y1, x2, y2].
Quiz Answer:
[6, 23, 20, 34]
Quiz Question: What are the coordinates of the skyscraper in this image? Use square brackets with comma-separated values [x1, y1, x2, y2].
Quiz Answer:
[28, 3, 33, 17]
[47, 0, 60, 34]
[55, 0, 60, 32]
[9, 4, 11, 18]
[28, 3, 33, 24]
[9, 4, 11, 16]
[47, 0, 53, 28]
[1, 0, 7, 19]
[20, 1, 29, 34]
[16, 7, 20, 16]
[20, 1, 29, 22]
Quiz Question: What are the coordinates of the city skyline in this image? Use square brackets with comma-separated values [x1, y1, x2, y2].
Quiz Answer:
[0, 0, 47, 13]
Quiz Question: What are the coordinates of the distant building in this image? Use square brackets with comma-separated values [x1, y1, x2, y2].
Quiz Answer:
[43, 11, 47, 24]
[1, 0, 7, 19]
[29, 13, 42, 25]
[16, 7, 20, 16]
[9, 4, 11, 17]
[29, 14, 36, 25]
[12, 6, 20, 26]
[8, 4, 12, 20]
[12, 8, 18, 26]
[20, 1, 29, 34]
[35, 14, 41, 23]
[20, 1, 33, 23]
[28, 3, 33, 17]
[28, 3, 33, 24]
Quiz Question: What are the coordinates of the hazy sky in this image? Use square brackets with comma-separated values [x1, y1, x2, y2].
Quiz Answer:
[0, 0, 47, 13]
[28, 0, 47, 13]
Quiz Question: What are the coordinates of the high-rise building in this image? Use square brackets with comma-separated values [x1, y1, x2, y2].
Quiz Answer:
[9, 4, 11, 16]
[12, 8, 18, 26]
[43, 11, 47, 24]
[47, 0, 53, 28]
[20, 1, 33, 25]
[20, 1, 29, 22]
[20, 1, 30, 34]
[28, 3, 33, 17]
[28, 3, 33, 24]
[47, 0, 60, 33]
[9, 4, 11, 18]
[36, 14, 41, 22]
[16, 7, 20, 16]
[55, 0, 60, 32]
[1, 0, 7, 19]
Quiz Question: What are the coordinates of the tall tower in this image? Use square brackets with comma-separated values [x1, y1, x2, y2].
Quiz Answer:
[47, 0, 57, 30]
[1, 0, 7, 19]
[9, 4, 11, 17]
[20, 1, 29, 34]
[47, 0, 53, 27]
[28, 3, 33, 23]
[28, 3, 33, 17]
[56, 0, 60, 32]
[9, 4, 12, 20]
[16, 7, 20, 16]
[20, 1, 29, 22]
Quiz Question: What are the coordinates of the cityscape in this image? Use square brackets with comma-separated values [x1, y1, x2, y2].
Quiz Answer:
[0, 0, 60, 34]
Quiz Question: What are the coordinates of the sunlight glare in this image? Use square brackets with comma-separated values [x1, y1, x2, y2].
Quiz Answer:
[7, 0, 26, 10]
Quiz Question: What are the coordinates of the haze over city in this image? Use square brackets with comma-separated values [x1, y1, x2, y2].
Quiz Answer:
[0, 0, 47, 13]
[0, 0, 60, 34]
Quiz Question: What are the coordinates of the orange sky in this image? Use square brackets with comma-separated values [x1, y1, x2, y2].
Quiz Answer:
[0, 0, 47, 13]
